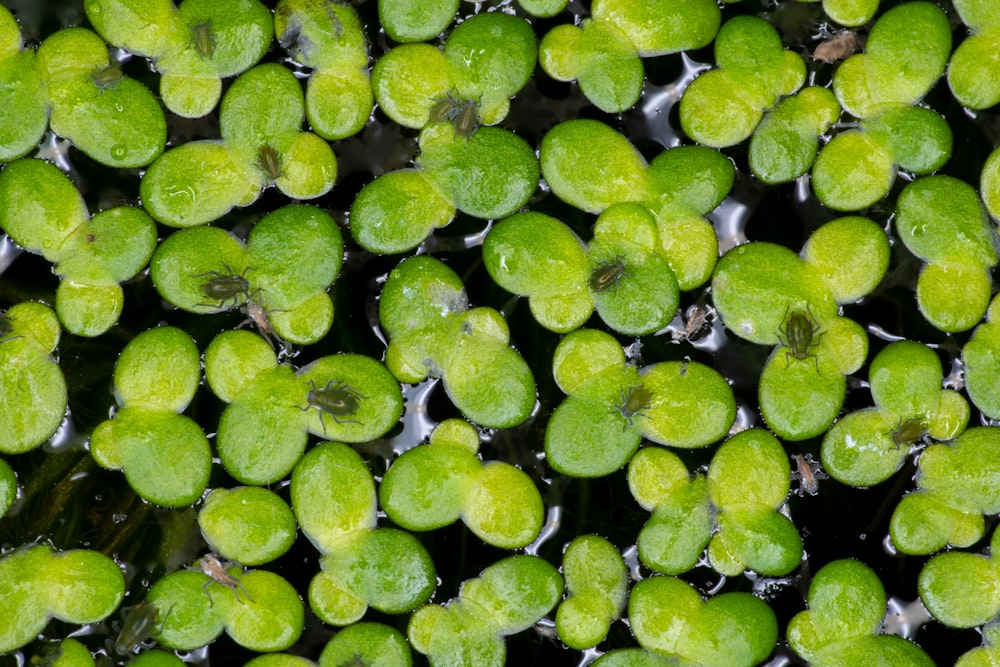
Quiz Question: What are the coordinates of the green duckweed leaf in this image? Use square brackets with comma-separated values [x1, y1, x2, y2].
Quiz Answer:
[641, 360, 735, 448]
[291, 443, 375, 554]
[0, 545, 125, 653]
[296, 354, 404, 441]
[629, 576, 778, 667]
[350, 169, 456, 255]
[38, 27, 166, 167]
[895, 175, 996, 332]
[319, 622, 412, 667]
[0, 5, 48, 161]
[140, 141, 259, 227]
[749, 86, 840, 184]
[274, 0, 373, 139]
[590, 0, 720, 55]
[149, 560, 303, 652]
[90, 327, 210, 506]
[0, 302, 67, 455]
[832, 2, 951, 118]
[680, 16, 805, 148]
[556, 535, 628, 650]
[919, 550, 1000, 628]
[311, 528, 435, 621]
[540, 119, 652, 212]
[948, 0, 1000, 109]
[786, 559, 933, 664]
[417, 124, 539, 220]
[801, 216, 890, 303]
[86, 0, 273, 118]
[198, 486, 297, 566]
[964, 295, 1000, 419]
[378, 0, 457, 43]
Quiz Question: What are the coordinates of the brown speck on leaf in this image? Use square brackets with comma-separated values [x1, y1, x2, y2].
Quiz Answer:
[813, 31, 858, 63]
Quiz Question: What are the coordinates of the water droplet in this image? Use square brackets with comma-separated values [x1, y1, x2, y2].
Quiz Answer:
[111, 144, 128, 161]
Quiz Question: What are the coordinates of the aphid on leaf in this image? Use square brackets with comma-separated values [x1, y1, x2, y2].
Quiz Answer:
[672, 304, 714, 342]
[790, 453, 827, 497]
[90, 64, 124, 93]
[426, 91, 481, 137]
[813, 31, 858, 64]
[589, 258, 627, 293]
[190, 553, 251, 605]
[111, 602, 170, 655]
[239, 290, 292, 356]
[451, 98, 481, 137]
[616, 384, 651, 427]
[257, 144, 283, 182]
[193, 264, 252, 311]
[300, 379, 365, 434]
[777, 305, 823, 370]
[889, 416, 927, 449]
[0, 311, 19, 343]
[191, 22, 216, 58]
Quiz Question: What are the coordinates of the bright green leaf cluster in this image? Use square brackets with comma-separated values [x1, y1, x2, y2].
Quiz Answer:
[273, 0, 373, 139]
[822, 341, 969, 486]
[680, 16, 806, 148]
[891, 427, 1000, 554]
[0, 545, 125, 653]
[0, 158, 157, 336]
[713, 216, 887, 439]
[546, 329, 735, 477]
[629, 429, 801, 577]
[141, 64, 337, 227]
[147, 557, 303, 652]
[555, 535, 628, 649]
[813, 2, 952, 210]
[540, 120, 734, 290]
[539, 0, 720, 112]
[85, 0, 273, 118]
[0, 302, 67, 454]
[381, 419, 544, 549]
[90, 326, 211, 507]
[947, 0, 1000, 110]
[151, 204, 343, 345]
[615, 575, 777, 666]
[292, 443, 436, 625]
[895, 175, 997, 332]
[483, 209, 679, 335]
[205, 330, 402, 484]
[373, 12, 536, 128]
[408, 555, 563, 667]
[788, 559, 934, 666]
[379, 256, 536, 429]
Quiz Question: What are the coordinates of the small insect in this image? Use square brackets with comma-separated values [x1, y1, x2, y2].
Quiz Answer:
[426, 91, 481, 137]
[589, 258, 627, 293]
[813, 31, 858, 64]
[790, 453, 827, 497]
[616, 384, 652, 428]
[451, 98, 480, 137]
[777, 305, 823, 370]
[193, 264, 252, 311]
[673, 304, 714, 342]
[0, 311, 17, 343]
[239, 290, 291, 355]
[112, 602, 169, 655]
[90, 64, 124, 93]
[191, 22, 215, 57]
[191, 553, 252, 605]
[889, 417, 927, 449]
[257, 144, 283, 182]
[300, 379, 365, 433]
